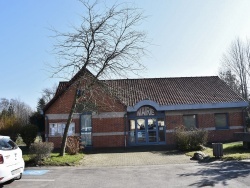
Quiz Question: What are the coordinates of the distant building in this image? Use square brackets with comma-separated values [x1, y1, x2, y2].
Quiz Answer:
[43, 69, 248, 148]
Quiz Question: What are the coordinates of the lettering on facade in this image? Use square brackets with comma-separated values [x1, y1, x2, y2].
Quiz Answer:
[137, 106, 155, 116]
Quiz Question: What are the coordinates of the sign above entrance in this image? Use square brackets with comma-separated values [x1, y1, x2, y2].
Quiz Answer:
[137, 106, 156, 116]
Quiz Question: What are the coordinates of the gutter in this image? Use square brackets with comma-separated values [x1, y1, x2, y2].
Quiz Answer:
[45, 115, 49, 142]
[124, 113, 127, 148]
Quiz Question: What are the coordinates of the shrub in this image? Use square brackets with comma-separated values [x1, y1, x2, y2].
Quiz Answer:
[20, 124, 38, 148]
[15, 135, 25, 145]
[0, 122, 22, 142]
[66, 136, 83, 155]
[174, 126, 208, 151]
[29, 142, 54, 164]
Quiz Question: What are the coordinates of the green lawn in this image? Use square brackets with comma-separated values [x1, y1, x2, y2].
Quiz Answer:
[186, 142, 250, 161]
[22, 147, 84, 166]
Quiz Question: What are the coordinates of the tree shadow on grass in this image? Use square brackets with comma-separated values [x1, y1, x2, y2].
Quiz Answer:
[178, 161, 250, 187]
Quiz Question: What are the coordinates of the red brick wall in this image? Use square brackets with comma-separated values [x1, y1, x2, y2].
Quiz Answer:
[48, 137, 62, 148]
[45, 76, 127, 148]
[92, 117, 125, 147]
[165, 110, 244, 144]
[166, 115, 183, 129]
[93, 135, 124, 148]
[46, 86, 76, 114]
[197, 114, 214, 128]
[208, 129, 244, 143]
[166, 133, 175, 145]
[92, 117, 125, 133]
[229, 112, 243, 126]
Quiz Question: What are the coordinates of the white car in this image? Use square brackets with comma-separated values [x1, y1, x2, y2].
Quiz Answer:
[0, 135, 24, 184]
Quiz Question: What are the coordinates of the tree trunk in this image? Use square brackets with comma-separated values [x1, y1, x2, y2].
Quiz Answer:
[59, 82, 80, 156]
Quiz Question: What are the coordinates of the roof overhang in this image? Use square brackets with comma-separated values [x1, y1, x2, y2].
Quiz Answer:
[127, 100, 249, 112]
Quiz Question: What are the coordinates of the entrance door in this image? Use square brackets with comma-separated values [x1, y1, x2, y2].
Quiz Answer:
[128, 105, 166, 146]
[135, 118, 161, 144]
[147, 118, 157, 143]
[137, 119, 146, 143]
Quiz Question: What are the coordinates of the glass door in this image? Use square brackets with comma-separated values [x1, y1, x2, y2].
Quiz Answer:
[80, 114, 92, 146]
[147, 118, 157, 143]
[136, 119, 146, 143]
[128, 116, 166, 145]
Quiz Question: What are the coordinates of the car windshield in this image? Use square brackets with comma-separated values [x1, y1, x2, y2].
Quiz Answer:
[0, 138, 18, 150]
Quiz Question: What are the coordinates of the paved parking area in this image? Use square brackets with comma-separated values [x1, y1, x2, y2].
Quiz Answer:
[81, 149, 195, 167]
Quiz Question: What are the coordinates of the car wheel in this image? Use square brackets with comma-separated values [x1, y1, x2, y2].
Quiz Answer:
[15, 173, 22, 180]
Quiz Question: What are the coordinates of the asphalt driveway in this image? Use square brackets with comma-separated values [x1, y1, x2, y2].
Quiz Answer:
[4, 161, 250, 188]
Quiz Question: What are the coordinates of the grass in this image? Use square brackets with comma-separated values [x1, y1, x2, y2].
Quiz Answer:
[186, 142, 250, 161]
[18, 136, 84, 166]
[21, 147, 84, 166]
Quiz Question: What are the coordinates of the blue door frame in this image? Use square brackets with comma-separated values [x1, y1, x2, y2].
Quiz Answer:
[128, 115, 166, 146]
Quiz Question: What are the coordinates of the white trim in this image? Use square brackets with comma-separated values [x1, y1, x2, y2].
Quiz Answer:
[46, 114, 80, 120]
[165, 108, 243, 115]
[230, 126, 244, 130]
[204, 127, 215, 131]
[127, 100, 248, 112]
[92, 112, 126, 119]
[48, 133, 80, 137]
[165, 126, 244, 133]
[93, 132, 124, 136]
[166, 130, 174, 133]
[46, 112, 126, 120]
[95, 126, 244, 136]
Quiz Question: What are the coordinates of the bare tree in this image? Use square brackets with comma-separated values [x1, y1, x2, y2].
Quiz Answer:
[219, 69, 240, 94]
[221, 38, 250, 100]
[41, 84, 57, 104]
[50, 0, 148, 156]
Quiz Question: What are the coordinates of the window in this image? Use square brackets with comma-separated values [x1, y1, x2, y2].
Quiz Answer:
[80, 113, 92, 146]
[215, 113, 228, 129]
[183, 115, 197, 129]
[158, 118, 165, 142]
[129, 120, 136, 143]
[0, 137, 18, 150]
[49, 123, 75, 136]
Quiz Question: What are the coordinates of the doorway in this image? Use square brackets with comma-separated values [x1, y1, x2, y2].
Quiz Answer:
[129, 117, 165, 145]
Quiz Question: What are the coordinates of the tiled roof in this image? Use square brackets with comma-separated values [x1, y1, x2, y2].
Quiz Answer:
[55, 81, 69, 95]
[102, 76, 245, 107]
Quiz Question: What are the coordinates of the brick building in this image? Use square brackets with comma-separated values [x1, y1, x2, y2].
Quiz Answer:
[43, 69, 248, 148]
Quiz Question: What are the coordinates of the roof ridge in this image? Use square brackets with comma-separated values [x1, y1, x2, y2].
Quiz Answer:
[102, 76, 219, 81]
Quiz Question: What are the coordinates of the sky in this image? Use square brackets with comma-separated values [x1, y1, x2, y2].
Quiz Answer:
[1, 0, 250, 110]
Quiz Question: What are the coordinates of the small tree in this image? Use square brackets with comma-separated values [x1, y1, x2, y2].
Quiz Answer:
[20, 124, 38, 148]
[29, 112, 45, 142]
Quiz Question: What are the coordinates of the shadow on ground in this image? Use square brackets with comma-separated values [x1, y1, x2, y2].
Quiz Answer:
[178, 160, 250, 187]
